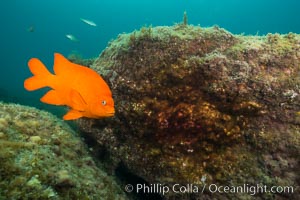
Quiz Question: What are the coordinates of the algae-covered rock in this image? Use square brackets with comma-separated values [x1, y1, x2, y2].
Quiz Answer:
[79, 25, 299, 199]
[0, 102, 128, 200]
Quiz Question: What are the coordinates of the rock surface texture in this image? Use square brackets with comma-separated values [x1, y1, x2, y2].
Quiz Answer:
[0, 102, 127, 200]
[79, 25, 300, 199]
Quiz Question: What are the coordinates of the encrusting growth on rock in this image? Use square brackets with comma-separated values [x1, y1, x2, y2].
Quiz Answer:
[78, 25, 299, 199]
[0, 102, 127, 199]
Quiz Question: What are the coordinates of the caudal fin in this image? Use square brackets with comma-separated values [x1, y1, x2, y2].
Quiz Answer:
[24, 58, 53, 91]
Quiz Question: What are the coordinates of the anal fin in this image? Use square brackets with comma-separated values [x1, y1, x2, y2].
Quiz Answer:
[41, 90, 64, 105]
[63, 109, 83, 120]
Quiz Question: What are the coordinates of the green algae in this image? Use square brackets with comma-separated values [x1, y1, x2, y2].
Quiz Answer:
[0, 102, 127, 200]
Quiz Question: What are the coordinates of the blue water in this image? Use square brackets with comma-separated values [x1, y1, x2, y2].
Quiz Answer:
[0, 0, 299, 112]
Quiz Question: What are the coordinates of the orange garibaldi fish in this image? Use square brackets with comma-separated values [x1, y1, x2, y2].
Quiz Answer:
[24, 53, 115, 120]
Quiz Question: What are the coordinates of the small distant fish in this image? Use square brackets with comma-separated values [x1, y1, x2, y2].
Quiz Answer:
[66, 34, 79, 42]
[24, 53, 115, 120]
[27, 25, 35, 32]
[80, 18, 97, 27]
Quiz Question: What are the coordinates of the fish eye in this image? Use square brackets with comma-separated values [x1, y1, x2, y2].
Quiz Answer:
[101, 100, 106, 106]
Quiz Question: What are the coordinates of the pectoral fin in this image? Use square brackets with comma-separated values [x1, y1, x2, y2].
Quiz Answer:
[70, 89, 86, 111]
[63, 109, 83, 120]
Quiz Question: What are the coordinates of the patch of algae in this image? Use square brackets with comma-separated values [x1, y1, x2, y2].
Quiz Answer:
[83, 25, 300, 199]
[0, 102, 127, 200]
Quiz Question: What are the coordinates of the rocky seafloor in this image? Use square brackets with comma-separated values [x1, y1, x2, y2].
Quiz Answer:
[0, 102, 128, 200]
[77, 25, 300, 199]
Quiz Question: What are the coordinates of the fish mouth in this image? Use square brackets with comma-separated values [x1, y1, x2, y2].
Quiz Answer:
[107, 112, 115, 117]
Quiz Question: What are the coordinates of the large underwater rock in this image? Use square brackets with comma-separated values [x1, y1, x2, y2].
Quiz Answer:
[79, 25, 300, 199]
[0, 102, 127, 200]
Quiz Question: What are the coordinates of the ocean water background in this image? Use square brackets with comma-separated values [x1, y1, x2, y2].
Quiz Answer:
[0, 0, 299, 115]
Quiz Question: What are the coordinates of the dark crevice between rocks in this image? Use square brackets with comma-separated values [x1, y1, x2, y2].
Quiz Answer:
[81, 129, 163, 200]
[115, 162, 163, 200]
[79, 130, 113, 169]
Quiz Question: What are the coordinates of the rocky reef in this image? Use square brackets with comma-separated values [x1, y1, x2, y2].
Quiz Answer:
[78, 25, 300, 199]
[0, 102, 127, 200]
[67, 51, 96, 67]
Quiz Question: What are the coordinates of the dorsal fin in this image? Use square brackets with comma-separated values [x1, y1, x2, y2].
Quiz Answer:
[53, 53, 76, 75]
